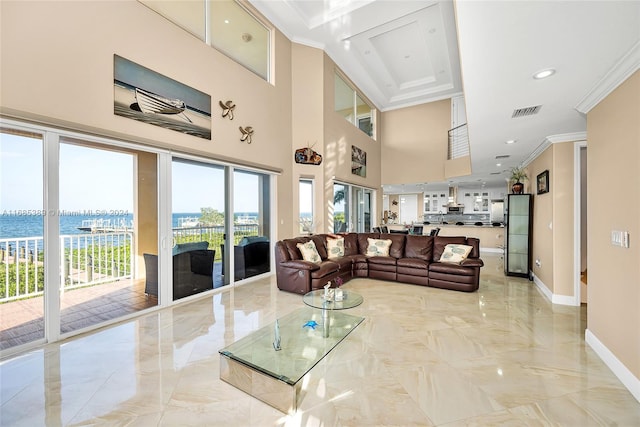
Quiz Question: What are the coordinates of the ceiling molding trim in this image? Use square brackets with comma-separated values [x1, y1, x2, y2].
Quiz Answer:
[575, 40, 640, 114]
[290, 37, 326, 50]
[521, 132, 587, 167]
[380, 91, 463, 112]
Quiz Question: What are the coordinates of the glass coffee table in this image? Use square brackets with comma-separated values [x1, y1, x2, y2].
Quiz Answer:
[302, 289, 363, 310]
[219, 306, 363, 414]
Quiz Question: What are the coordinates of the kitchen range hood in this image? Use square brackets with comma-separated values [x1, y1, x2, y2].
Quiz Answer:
[443, 186, 465, 211]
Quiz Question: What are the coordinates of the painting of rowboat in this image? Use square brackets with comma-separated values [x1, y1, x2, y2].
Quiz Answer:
[114, 55, 211, 139]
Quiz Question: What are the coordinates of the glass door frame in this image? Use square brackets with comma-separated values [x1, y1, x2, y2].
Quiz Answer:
[334, 181, 376, 233]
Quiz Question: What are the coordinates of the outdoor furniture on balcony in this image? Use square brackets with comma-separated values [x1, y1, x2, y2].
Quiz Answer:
[144, 241, 216, 300]
[221, 236, 270, 281]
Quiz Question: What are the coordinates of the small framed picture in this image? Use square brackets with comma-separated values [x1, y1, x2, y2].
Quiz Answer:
[537, 170, 549, 194]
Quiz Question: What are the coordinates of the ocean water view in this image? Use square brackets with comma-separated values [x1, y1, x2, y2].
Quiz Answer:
[0, 212, 256, 239]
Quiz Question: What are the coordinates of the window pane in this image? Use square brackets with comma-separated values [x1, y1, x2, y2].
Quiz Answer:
[233, 169, 271, 280]
[139, 0, 206, 41]
[58, 141, 158, 333]
[0, 129, 45, 350]
[356, 94, 374, 137]
[210, 0, 270, 80]
[334, 74, 354, 124]
[172, 159, 224, 299]
[333, 184, 348, 232]
[299, 179, 313, 234]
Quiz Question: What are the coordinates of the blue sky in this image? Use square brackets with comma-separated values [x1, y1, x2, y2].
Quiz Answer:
[1, 133, 260, 213]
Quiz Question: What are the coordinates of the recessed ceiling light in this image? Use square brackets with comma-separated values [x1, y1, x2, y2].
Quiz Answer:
[224, 19, 230, 24]
[533, 68, 556, 79]
[496, 163, 502, 167]
[505, 139, 516, 144]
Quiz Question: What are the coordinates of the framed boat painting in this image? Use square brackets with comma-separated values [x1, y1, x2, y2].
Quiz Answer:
[114, 55, 211, 140]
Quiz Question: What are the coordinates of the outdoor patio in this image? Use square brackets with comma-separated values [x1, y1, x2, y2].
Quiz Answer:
[0, 263, 223, 351]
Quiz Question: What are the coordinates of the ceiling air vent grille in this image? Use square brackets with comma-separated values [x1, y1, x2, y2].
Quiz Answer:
[512, 105, 542, 118]
[495, 155, 510, 159]
[490, 172, 502, 175]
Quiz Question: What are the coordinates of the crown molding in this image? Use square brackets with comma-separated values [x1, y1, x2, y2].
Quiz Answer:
[575, 40, 640, 114]
[521, 132, 587, 167]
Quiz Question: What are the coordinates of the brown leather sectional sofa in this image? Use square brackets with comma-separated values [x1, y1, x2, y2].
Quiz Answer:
[274, 232, 484, 294]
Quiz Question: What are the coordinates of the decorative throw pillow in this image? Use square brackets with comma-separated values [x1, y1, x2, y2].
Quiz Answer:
[439, 244, 473, 264]
[326, 237, 345, 259]
[297, 240, 322, 263]
[366, 238, 392, 257]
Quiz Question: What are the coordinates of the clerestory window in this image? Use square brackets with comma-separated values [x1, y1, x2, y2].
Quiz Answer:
[140, 0, 271, 81]
[334, 73, 376, 139]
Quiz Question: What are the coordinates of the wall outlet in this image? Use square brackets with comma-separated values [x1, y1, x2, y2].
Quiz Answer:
[535, 259, 541, 267]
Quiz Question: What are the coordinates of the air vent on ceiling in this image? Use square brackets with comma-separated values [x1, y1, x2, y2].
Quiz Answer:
[512, 105, 542, 118]
[490, 172, 502, 175]
[495, 155, 510, 159]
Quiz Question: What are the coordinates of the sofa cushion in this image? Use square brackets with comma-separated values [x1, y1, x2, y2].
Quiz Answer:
[341, 233, 359, 256]
[310, 235, 329, 259]
[297, 240, 322, 263]
[433, 236, 467, 261]
[367, 255, 396, 266]
[397, 257, 429, 270]
[439, 244, 473, 264]
[366, 238, 392, 256]
[404, 235, 433, 261]
[309, 260, 340, 279]
[326, 236, 345, 258]
[284, 237, 308, 260]
[429, 262, 476, 276]
[386, 233, 407, 258]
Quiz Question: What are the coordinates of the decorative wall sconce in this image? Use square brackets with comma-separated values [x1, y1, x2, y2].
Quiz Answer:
[218, 100, 236, 120]
[239, 126, 254, 144]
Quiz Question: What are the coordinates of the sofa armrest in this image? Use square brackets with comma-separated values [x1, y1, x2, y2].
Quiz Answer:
[279, 260, 321, 271]
[460, 258, 484, 268]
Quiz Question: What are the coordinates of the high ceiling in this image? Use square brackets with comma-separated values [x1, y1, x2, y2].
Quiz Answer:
[249, 0, 640, 192]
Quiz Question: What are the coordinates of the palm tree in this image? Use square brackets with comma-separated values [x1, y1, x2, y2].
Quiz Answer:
[334, 189, 345, 204]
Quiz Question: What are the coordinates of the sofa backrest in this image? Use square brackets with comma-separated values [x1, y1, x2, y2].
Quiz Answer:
[432, 236, 480, 262]
[340, 233, 359, 256]
[404, 235, 434, 261]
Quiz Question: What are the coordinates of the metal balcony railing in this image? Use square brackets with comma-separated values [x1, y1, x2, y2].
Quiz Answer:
[448, 123, 470, 160]
[0, 224, 262, 303]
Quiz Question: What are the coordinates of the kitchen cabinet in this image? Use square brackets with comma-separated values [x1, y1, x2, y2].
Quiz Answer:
[505, 194, 533, 277]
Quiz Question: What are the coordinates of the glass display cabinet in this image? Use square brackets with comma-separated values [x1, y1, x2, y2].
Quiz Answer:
[505, 194, 533, 277]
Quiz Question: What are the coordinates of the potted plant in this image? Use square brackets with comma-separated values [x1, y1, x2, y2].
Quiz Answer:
[510, 167, 528, 194]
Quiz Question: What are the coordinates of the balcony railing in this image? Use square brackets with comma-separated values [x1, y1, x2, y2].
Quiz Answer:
[0, 224, 260, 303]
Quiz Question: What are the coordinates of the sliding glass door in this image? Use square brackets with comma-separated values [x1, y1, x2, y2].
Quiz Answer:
[0, 129, 46, 350]
[334, 183, 374, 233]
[171, 159, 225, 300]
[232, 169, 271, 281]
[58, 139, 158, 334]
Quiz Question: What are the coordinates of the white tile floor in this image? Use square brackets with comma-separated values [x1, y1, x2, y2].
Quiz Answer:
[1, 254, 639, 426]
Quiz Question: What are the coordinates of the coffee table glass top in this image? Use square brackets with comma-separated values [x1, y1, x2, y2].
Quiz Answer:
[219, 307, 363, 385]
[303, 289, 363, 310]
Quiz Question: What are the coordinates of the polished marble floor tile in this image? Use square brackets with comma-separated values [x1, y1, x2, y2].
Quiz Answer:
[1, 254, 639, 426]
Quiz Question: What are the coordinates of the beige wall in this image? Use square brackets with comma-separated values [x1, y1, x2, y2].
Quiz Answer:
[322, 54, 382, 234]
[291, 44, 325, 236]
[0, 0, 294, 239]
[528, 141, 576, 297]
[587, 70, 640, 379]
[380, 99, 451, 185]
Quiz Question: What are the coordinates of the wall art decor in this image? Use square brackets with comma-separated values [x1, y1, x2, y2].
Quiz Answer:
[219, 100, 235, 120]
[239, 126, 254, 143]
[114, 55, 211, 140]
[537, 170, 549, 194]
[294, 143, 322, 165]
[351, 145, 366, 177]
